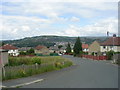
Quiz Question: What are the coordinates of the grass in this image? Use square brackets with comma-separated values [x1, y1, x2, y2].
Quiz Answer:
[3, 56, 73, 81]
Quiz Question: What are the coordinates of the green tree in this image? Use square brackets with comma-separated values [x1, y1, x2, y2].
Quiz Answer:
[19, 51, 27, 55]
[73, 37, 82, 56]
[0, 42, 5, 46]
[27, 48, 35, 54]
[58, 45, 63, 49]
[66, 42, 71, 54]
[106, 50, 114, 60]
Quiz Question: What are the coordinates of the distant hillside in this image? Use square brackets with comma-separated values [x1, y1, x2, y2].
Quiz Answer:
[2, 35, 108, 47]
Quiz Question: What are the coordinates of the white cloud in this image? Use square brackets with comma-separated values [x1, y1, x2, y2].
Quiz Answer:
[2, 1, 117, 19]
[1, 1, 118, 40]
[70, 17, 80, 22]
[58, 17, 118, 37]
[21, 26, 30, 31]
[3, 0, 119, 2]
[0, 15, 52, 40]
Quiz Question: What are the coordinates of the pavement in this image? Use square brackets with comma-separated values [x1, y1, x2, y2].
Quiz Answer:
[2, 55, 119, 88]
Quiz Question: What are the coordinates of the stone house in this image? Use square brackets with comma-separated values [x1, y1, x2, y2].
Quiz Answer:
[88, 41, 101, 56]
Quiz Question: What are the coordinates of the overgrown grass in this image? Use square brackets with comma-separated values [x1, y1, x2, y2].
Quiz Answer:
[3, 56, 73, 80]
[6, 57, 41, 66]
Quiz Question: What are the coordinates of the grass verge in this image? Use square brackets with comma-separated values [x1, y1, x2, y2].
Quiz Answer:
[2, 56, 73, 81]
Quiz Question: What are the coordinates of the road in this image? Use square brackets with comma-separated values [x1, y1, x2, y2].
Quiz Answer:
[3, 55, 118, 88]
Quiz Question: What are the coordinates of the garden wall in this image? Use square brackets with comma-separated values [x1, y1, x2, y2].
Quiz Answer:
[82, 55, 108, 60]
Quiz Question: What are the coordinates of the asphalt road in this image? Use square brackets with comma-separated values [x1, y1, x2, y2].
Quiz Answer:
[3, 55, 118, 88]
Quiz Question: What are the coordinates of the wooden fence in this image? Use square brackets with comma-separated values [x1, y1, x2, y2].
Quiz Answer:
[82, 55, 108, 60]
[2, 63, 55, 80]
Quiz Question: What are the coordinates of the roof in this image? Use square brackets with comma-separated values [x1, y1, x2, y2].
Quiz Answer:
[35, 45, 47, 50]
[100, 37, 120, 46]
[49, 46, 59, 50]
[0, 49, 8, 52]
[18, 47, 32, 51]
[0, 44, 18, 50]
[82, 44, 88, 49]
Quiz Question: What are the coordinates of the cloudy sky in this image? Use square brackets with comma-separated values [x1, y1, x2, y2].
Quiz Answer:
[0, 0, 119, 40]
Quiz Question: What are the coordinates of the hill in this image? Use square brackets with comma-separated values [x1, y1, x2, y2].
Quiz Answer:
[2, 35, 108, 47]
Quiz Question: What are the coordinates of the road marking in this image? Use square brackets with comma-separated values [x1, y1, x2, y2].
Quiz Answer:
[9, 79, 44, 88]
[0, 85, 7, 88]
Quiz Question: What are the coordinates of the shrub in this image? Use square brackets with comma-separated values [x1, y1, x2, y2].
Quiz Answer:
[31, 57, 41, 65]
[106, 50, 114, 60]
[19, 51, 27, 55]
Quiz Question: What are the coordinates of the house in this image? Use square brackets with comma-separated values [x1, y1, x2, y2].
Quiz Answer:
[0, 49, 8, 67]
[49, 45, 66, 54]
[59, 46, 66, 54]
[0, 44, 19, 56]
[82, 44, 89, 52]
[100, 37, 120, 54]
[35, 45, 50, 55]
[49, 46, 59, 53]
[18, 47, 32, 52]
[88, 41, 100, 56]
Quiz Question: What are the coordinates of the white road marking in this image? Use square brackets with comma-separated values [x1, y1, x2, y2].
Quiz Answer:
[0, 85, 7, 88]
[9, 79, 44, 88]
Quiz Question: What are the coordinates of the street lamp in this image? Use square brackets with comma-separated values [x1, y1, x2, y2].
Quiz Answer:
[113, 34, 116, 63]
[107, 31, 116, 63]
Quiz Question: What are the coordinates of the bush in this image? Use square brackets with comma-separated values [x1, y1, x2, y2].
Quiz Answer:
[50, 53, 59, 56]
[106, 51, 114, 60]
[83, 52, 88, 55]
[19, 51, 27, 55]
[31, 57, 41, 65]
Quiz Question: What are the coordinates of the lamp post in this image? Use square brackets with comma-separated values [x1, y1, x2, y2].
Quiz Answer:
[113, 34, 116, 63]
[106, 31, 116, 62]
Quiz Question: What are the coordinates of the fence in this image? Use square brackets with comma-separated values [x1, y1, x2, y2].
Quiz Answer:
[2, 61, 70, 80]
[2, 63, 55, 80]
[82, 55, 108, 60]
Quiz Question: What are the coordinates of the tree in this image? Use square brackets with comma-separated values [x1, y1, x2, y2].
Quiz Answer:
[58, 45, 63, 49]
[19, 51, 27, 55]
[66, 42, 71, 54]
[27, 48, 35, 54]
[0, 42, 5, 46]
[106, 50, 114, 60]
[73, 37, 82, 55]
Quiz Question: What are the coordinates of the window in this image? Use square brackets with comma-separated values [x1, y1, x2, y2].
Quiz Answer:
[110, 46, 113, 49]
[103, 46, 106, 49]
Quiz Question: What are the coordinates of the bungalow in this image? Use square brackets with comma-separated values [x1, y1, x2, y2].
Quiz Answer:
[100, 37, 120, 54]
[49, 45, 66, 54]
[35, 45, 50, 55]
[0, 44, 19, 56]
[49, 46, 59, 53]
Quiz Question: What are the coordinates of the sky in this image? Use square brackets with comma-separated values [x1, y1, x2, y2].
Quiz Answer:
[0, 0, 119, 40]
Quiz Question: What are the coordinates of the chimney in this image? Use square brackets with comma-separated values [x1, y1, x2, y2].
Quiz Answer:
[113, 34, 116, 37]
